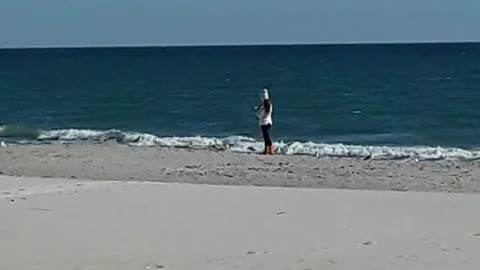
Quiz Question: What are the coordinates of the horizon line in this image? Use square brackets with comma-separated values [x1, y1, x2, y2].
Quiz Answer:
[1, 40, 480, 50]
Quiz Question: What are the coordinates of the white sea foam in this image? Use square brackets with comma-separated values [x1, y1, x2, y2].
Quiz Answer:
[38, 129, 122, 141]
[427, 77, 453, 81]
[21, 128, 480, 160]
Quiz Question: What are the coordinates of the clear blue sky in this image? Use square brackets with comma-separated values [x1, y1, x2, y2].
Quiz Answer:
[1, 0, 479, 47]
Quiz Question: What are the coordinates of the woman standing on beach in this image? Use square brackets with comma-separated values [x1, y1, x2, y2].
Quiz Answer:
[256, 88, 274, 155]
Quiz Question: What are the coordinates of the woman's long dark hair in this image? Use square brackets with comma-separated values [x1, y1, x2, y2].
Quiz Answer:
[263, 99, 271, 114]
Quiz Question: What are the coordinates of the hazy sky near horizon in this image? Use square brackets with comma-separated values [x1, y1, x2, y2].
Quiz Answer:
[1, 0, 479, 47]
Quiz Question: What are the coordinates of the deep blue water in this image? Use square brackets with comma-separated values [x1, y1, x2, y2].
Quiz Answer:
[1, 43, 480, 148]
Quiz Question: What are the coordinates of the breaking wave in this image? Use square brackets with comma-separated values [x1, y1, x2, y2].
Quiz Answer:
[2, 126, 480, 160]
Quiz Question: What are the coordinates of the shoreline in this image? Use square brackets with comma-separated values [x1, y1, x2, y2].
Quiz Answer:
[2, 126, 480, 160]
[1, 143, 480, 193]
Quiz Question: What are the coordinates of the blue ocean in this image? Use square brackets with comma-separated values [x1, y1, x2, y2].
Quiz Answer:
[2, 43, 480, 159]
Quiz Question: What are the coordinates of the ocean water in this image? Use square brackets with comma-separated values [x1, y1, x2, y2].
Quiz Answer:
[2, 43, 480, 159]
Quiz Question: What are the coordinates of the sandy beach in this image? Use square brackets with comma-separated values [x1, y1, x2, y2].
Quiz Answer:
[2, 143, 480, 269]
[1, 175, 480, 270]
[1, 143, 480, 193]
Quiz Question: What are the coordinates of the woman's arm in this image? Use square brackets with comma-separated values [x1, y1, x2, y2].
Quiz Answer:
[255, 104, 263, 118]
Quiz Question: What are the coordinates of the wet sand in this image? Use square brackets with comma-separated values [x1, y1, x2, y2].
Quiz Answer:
[1, 143, 480, 193]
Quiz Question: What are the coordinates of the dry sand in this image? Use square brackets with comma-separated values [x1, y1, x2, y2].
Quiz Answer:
[1, 175, 480, 270]
[1, 143, 480, 193]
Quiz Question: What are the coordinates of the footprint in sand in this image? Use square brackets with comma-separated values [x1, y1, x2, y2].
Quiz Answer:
[145, 264, 165, 269]
[359, 241, 376, 246]
[326, 258, 337, 265]
[396, 254, 418, 260]
[29, 208, 53, 212]
[245, 250, 269, 256]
